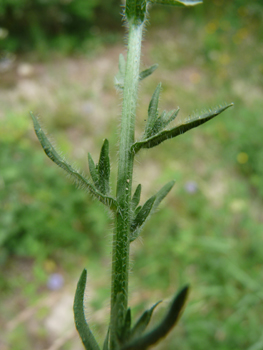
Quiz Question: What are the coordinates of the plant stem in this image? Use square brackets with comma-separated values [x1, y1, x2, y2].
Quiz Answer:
[110, 20, 144, 348]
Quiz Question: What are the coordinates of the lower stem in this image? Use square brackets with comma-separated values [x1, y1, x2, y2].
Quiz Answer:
[110, 20, 144, 349]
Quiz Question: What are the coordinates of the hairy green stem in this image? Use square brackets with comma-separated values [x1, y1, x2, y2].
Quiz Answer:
[110, 20, 144, 348]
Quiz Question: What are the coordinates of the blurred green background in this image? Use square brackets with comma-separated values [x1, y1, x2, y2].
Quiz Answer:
[1, 0, 263, 349]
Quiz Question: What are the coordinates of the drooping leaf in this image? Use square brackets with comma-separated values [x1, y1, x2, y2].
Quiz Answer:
[131, 184, 142, 210]
[129, 301, 161, 341]
[132, 103, 234, 153]
[139, 64, 158, 82]
[121, 286, 189, 350]
[98, 139, 110, 195]
[31, 113, 117, 210]
[73, 269, 101, 350]
[149, 0, 202, 7]
[144, 83, 162, 138]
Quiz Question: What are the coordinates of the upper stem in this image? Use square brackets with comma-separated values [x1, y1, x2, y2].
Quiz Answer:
[110, 20, 144, 348]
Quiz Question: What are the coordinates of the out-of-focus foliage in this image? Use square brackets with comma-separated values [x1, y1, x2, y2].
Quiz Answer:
[0, 0, 263, 53]
[0, 0, 122, 53]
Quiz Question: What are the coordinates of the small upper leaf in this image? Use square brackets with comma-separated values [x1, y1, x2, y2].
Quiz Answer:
[88, 153, 100, 188]
[131, 184, 142, 211]
[139, 64, 158, 82]
[130, 180, 175, 242]
[144, 83, 162, 138]
[130, 196, 156, 239]
[129, 301, 161, 341]
[98, 139, 111, 195]
[118, 308, 132, 344]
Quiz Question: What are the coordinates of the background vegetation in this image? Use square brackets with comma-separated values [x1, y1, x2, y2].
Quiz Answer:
[1, 0, 263, 349]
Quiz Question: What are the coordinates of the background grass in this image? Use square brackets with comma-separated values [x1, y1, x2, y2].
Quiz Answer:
[1, 1, 263, 349]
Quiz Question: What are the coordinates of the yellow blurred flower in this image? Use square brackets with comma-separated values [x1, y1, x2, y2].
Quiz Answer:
[205, 21, 218, 34]
[233, 27, 249, 44]
[219, 53, 231, 65]
[44, 259, 57, 273]
[237, 152, 249, 164]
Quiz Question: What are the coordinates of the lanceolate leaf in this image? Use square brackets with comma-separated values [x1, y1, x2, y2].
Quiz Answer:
[130, 196, 156, 238]
[88, 153, 100, 188]
[139, 64, 158, 82]
[152, 180, 175, 212]
[118, 308, 132, 343]
[129, 301, 161, 341]
[73, 269, 100, 350]
[161, 108, 180, 129]
[130, 181, 175, 242]
[31, 113, 117, 210]
[144, 83, 162, 138]
[121, 286, 189, 350]
[132, 103, 234, 153]
[131, 184, 142, 210]
[98, 139, 110, 195]
[149, 0, 203, 6]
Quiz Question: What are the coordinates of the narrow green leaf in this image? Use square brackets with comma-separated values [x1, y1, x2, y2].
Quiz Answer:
[132, 103, 234, 153]
[121, 286, 189, 350]
[144, 83, 162, 138]
[149, 0, 202, 7]
[118, 308, 132, 343]
[88, 153, 100, 189]
[150, 108, 179, 136]
[130, 196, 156, 241]
[129, 301, 161, 341]
[134, 205, 142, 217]
[73, 269, 101, 350]
[131, 184, 142, 211]
[130, 181, 175, 242]
[31, 113, 117, 210]
[152, 180, 175, 212]
[139, 64, 158, 81]
[103, 328, 110, 350]
[160, 107, 180, 129]
[98, 139, 110, 195]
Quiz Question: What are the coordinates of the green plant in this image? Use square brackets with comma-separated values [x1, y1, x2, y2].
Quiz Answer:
[31, 1, 233, 349]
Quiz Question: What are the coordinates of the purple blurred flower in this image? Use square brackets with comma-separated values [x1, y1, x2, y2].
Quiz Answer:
[184, 181, 198, 194]
[47, 273, 64, 290]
